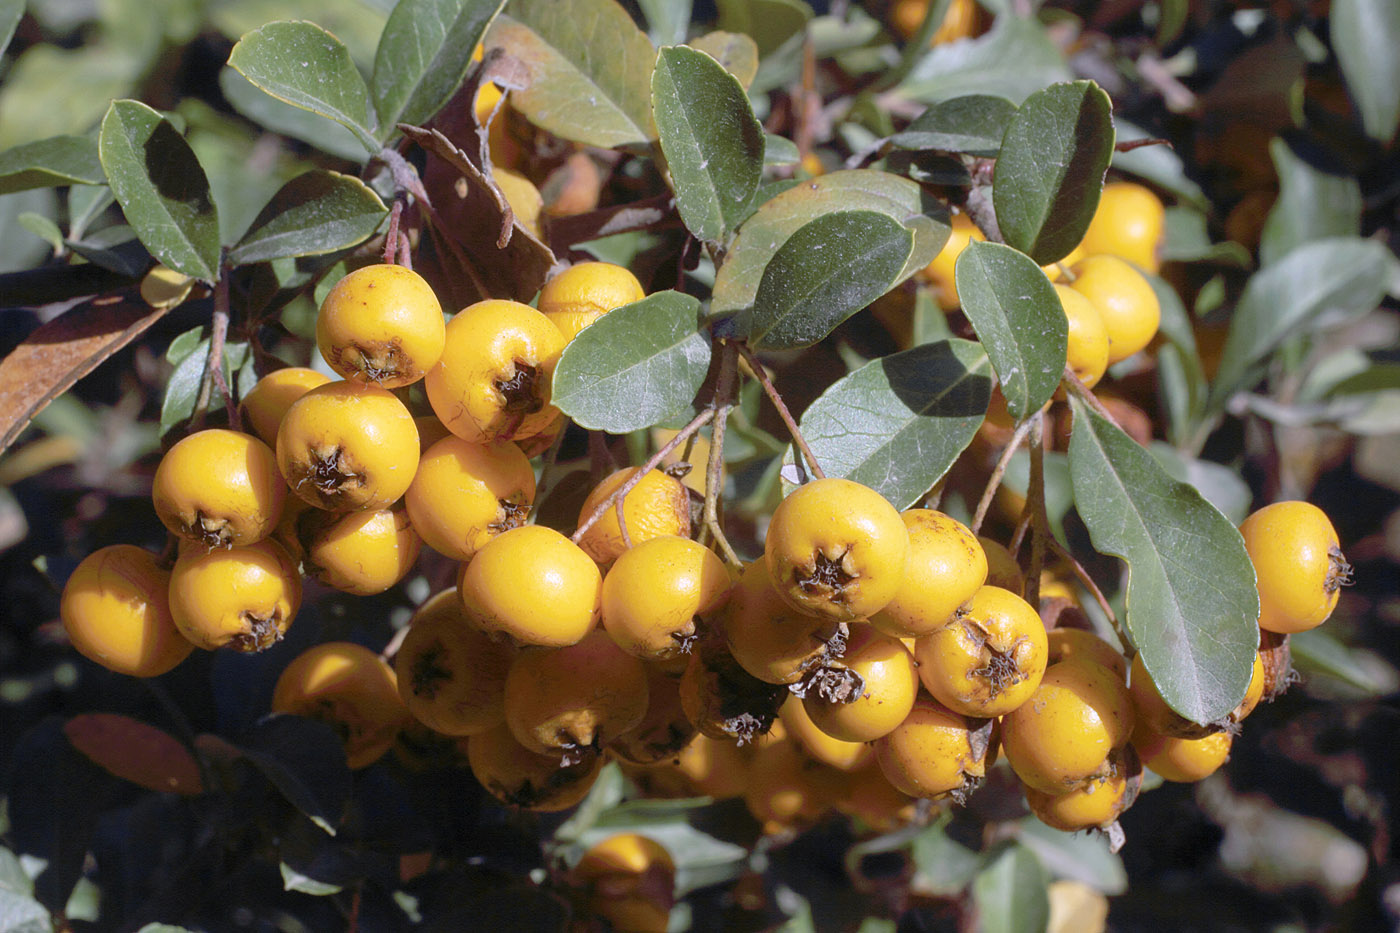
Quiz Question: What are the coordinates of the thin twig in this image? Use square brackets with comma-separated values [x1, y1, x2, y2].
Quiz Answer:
[736, 343, 825, 481]
[397, 231, 413, 269]
[614, 492, 633, 550]
[572, 408, 715, 544]
[1063, 365, 1121, 428]
[704, 343, 742, 567]
[1046, 535, 1132, 657]
[1025, 412, 1048, 608]
[207, 257, 239, 430]
[970, 415, 1036, 534]
[383, 199, 404, 265]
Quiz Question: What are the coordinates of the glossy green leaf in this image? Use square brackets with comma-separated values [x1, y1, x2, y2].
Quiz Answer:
[219, 68, 369, 163]
[652, 45, 764, 243]
[1332, 0, 1400, 144]
[954, 240, 1066, 422]
[715, 0, 810, 56]
[0, 136, 104, 195]
[994, 80, 1115, 265]
[1068, 395, 1259, 725]
[1147, 443, 1252, 526]
[639, 0, 692, 46]
[909, 815, 982, 897]
[900, 16, 1069, 105]
[795, 339, 991, 509]
[228, 21, 378, 153]
[488, 0, 656, 148]
[712, 169, 948, 318]
[745, 211, 912, 350]
[1259, 137, 1362, 267]
[98, 100, 220, 282]
[229, 170, 386, 265]
[1210, 237, 1391, 409]
[890, 95, 1016, 157]
[553, 290, 711, 433]
[0, 0, 21, 59]
[160, 337, 252, 434]
[371, 0, 506, 133]
[972, 842, 1049, 933]
[17, 212, 63, 252]
[689, 30, 759, 88]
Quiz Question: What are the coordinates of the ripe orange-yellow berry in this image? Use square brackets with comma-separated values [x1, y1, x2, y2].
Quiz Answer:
[395, 589, 517, 736]
[914, 585, 1048, 718]
[1239, 500, 1350, 634]
[536, 261, 645, 342]
[577, 467, 691, 565]
[316, 264, 446, 388]
[239, 367, 331, 446]
[168, 539, 302, 652]
[271, 641, 408, 769]
[153, 429, 285, 549]
[403, 436, 535, 562]
[459, 524, 602, 647]
[60, 545, 193, 677]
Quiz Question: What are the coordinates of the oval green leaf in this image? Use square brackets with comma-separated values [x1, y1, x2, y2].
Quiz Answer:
[652, 45, 764, 243]
[1067, 395, 1259, 725]
[487, 0, 656, 148]
[371, 0, 507, 134]
[0, 135, 104, 194]
[553, 290, 711, 433]
[746, 211, 912, 350]
[1332, 0, 1400, 145]
[688, 30, 759, 88]
[0, 0, 21, 59]
[971, 842, 1049, 933]
[994, 80, 1115, 265]
[1258, 137, 1362, 267]
[1209, 237, 1392, 410]
[901, 16, 1069, 105]
[795, 339, 992, 509]
[890, 95, 1017, 157]
[219, 68, 369, 163]
[228, 21, 378, 154]
[712, 169, 949, 318]
[229, 170, 386, 265]
[98, 100, 220, 283]
[954, 240, 1066, 422]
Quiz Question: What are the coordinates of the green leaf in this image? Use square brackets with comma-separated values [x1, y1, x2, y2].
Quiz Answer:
[371, 0, 507, 134]
[1149, 272, 1207, 449]
[219, 68, 369, 163]
[1258, 137, 1362, 267]
[488, 0, 656, 148]
[715, 0, 811, 56]
[744, 211, 912, 350]
[1332, 0, 1400, 145]
[229, 170, 386, 265]
[794, 340, 991, 509]
[909, 815, 982, 897]
[763, 134, 800, 165]
[651, 45, 764, 243]
[1291, 628, 1400, 698]
[1147, 443, 1252, 526]
[1016, 817, 1127, 895]
[688, 30, 759, 88]
[1160, 207, 1251, 266]
[994, 80, 1115, 266]
[552, 290, 711, 433]
[239, 715, 352, 836]
[1112, 119, 1206, 210]
[954, 240, 1066, 422]
[900, 16, 1069, 105]
[972, 842, 1050, 933]
[639, 0, 692, 46]
[890, 95, 1016, 157]
[0, 190, 55, 273]
[98, 100, 220, 282]
[1068, 396, 1259, 725]
[0, 137, 104, 195]
[0, 888, 52, 933]
[0, 0, 21, 59]
[160, 337, 251, 434]
[1210, 237, 1391, 409]
[712, 169, 948, 319]
[279, 862, 343, 896]
[17, 213, 63, 252]
[68, 185, 115, 241]
[228, 21, 379, 154]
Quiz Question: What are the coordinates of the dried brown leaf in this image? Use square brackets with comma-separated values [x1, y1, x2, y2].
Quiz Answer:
[0, 296, 176, 455]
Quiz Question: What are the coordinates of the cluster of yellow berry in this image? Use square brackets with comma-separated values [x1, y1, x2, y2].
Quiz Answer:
[55, 185, 1351, 859]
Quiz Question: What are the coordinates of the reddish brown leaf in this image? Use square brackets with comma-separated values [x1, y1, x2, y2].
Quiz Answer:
[0, 295, 177, 455]
[64, 712, 204, 796]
